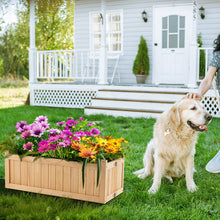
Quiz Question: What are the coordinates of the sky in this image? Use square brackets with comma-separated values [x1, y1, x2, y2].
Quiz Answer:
[3, 3, 17, 25]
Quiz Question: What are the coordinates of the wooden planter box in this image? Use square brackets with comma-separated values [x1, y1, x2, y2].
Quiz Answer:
[5, 154, 124, 204]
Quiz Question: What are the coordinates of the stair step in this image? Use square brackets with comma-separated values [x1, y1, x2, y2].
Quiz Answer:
[85, 87, 188, 118]
[98, 89, 187, 95]
[93, 97, 175, 104]
[84, 107, 162, 118]
[96, 90, 186, 101]
[85, 106, 163, 114]
[91, 98, 173, 111]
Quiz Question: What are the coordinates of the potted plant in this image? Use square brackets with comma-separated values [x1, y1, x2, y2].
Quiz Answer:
[132, 36, 150, 84]
[1, 116, 128, 204]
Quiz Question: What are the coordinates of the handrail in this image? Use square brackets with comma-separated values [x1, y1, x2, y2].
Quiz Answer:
[36, 49, 120, 83]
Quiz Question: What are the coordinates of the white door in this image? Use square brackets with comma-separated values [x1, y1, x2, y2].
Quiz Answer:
[153, 5, 193, 84]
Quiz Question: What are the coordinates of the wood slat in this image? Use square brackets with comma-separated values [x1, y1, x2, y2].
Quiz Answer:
[55, 165, 63, 191]
[63, 166, 71, 192]
[20, 161, 28, 186]
[42, 163, 49, 189]
[49, 165, 56, 190]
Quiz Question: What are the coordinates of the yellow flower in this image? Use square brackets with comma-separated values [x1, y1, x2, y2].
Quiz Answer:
[96, 137, 108, 146]
[79, 147, 97, 159]
[81, 137, 91, 142]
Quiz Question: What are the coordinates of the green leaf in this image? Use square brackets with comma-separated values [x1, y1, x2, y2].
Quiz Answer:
[82, 158, 88, 188]
[96, 158, 101, 187]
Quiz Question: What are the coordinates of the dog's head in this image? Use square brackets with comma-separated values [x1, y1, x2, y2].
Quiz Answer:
[169, 98, 212, 132]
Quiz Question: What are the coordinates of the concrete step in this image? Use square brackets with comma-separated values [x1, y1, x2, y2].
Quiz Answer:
[84, 106, 162, 118]
[85, 88, 189, 118]
[91, 98, 174, 111]
[96, 89, 187, 101]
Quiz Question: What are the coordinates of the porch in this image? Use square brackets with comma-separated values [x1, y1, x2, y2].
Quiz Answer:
[28, 0, 219, 118]
[29, 82, 219, 118]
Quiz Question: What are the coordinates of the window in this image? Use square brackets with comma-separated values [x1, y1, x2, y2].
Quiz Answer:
[162, 15, 185, 49]
[90, 11, 123, 53]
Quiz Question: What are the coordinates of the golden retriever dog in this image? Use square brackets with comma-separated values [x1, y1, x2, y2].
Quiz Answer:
[134, 98, 212, 194]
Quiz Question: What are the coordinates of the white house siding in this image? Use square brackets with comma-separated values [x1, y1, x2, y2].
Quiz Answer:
[75, 0, 220, 84]
[197, 0, 220, 47]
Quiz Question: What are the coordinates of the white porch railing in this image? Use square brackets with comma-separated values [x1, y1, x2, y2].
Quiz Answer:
[197, 47, 213, 82]
[36, 49, 120, 83]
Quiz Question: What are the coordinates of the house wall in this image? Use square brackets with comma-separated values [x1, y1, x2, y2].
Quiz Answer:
[75, 0, 220, 84]
[197, 0, 220, 47]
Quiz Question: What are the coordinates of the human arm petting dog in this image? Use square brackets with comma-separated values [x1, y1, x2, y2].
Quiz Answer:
[186, 66, 217, 100]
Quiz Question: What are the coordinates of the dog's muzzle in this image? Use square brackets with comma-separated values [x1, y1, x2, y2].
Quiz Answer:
[187, 114, 212, 132]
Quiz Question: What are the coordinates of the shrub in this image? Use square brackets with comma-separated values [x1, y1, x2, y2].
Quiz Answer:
[197, 33, 206, 78]
[132, 36, 150, 76]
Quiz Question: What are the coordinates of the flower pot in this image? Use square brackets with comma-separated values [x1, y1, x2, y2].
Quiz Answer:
[5, 153, 124, 204]
[136, 75, 147, 84]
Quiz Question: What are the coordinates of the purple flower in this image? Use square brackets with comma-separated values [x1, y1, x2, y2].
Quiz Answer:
[57, 121, 64, 126]
[49, 143, 57, 151]
[90, 128, 100, 136]
[65, 120, 78, 129]
[49, 129, 60, 137]
[61, 130, 73, 138]
[30, 124, 44, 137]
[35, 116, 48, 124]
[21, 131, 31, 139]
[74, 131, 87, 138]
[88, 122, 95, 127]
[79, 117, 85, 121]
[15, 121, 27, 133]
[23, 125, 31, 132]
[41, 122, 50, 130]
[38, 140, 50, 153]
[49, 135, 61, 143]
[23, 142, 33, 151]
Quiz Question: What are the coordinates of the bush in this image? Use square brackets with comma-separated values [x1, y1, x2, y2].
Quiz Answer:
[132, 36, 150, 76]
[197, 33, 206, 78]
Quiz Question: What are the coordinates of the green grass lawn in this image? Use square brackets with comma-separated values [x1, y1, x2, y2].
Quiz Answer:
[0, 105, 219, 219]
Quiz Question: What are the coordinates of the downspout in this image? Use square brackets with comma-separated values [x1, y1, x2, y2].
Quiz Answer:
[98, 0, 108, 84]
[188, 0, 198, 87]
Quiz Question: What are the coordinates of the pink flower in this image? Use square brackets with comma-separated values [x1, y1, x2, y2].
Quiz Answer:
[23, 142, 33, 151]
[30, 124, 44, 137]
[21, 131, 31, 139]
[90, 128, 100, 136]
[15, 121, 27, 133]
[38, 140, 50, 153]
[88, 122, 95, 127]
[35, 116, 48, 124]
[57, 121, 64, 126]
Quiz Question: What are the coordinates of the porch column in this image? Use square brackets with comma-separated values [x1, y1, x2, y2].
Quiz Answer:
[29, 0, 37, 83]
[188, 0, 198, 87]
[98, 0, 108, 85]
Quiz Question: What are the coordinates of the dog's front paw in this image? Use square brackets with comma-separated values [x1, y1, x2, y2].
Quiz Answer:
[138, 172, 150, 179]
[148, 185, 159, 194]
[187, 182, 198, 193]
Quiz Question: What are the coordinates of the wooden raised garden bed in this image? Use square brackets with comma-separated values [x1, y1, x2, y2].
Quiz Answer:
[5, 153, 124, 204]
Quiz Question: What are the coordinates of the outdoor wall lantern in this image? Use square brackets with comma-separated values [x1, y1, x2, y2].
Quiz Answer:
[199, 6, 205, 19]
[142, 10, 148, 22]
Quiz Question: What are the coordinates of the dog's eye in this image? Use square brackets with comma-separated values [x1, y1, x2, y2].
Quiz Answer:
[190, 106, 197, 110]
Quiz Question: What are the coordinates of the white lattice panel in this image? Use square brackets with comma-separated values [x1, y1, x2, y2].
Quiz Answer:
[33, 89, 97, 108]
[202, 96, 219, 117]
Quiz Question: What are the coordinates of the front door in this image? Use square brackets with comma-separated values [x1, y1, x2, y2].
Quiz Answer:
[153, 5, 193, 84]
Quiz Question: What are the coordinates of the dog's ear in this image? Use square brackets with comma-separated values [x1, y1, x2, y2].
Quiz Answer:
[169, 103, 181, 128]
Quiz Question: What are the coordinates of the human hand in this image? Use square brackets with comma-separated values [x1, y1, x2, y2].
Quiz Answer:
[185, 93, 202, 101]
